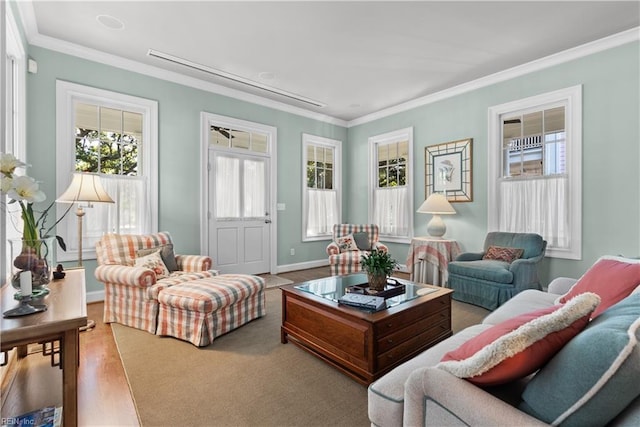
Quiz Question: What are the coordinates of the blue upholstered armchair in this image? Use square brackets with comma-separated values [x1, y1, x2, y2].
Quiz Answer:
[447, 232, 547, 310]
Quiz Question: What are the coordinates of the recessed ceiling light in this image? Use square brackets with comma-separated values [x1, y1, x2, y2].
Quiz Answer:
[349, 103, 362, 109]
[258, 72, 275, 81]
[96, 14, 125, 30]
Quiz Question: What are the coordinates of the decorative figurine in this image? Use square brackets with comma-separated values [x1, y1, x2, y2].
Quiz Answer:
[53, 264, 66, 280]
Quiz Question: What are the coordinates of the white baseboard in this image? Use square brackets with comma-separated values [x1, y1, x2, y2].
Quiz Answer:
[276, 259, 410, 274]
[87, 289, 105, 303]
[276, 259, 329, 274]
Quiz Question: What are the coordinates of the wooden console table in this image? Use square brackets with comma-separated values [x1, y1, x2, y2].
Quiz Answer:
[1, 269, 87, 427]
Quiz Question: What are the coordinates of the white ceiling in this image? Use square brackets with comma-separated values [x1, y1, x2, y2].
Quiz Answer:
[18, 1, 640, 122]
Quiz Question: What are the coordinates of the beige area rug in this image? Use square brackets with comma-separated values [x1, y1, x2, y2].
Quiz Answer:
[260, 274, 294, 289]
[112, 289, 488, 427]
[451, 299, 490, 334]
[112, 288, 368, 427]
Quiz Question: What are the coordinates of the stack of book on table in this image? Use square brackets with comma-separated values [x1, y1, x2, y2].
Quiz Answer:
[338, 293, 386, 311]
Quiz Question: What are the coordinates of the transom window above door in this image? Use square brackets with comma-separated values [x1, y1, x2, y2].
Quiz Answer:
[209, 125, 269, 153]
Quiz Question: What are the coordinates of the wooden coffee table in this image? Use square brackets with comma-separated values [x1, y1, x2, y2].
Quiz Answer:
[280, 274, 453, 385]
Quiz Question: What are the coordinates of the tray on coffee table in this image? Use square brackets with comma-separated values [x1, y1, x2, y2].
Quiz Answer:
[345, 278, 406, 299]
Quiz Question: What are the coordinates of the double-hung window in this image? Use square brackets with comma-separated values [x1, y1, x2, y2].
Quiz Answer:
[56, 81, 158, 262]
[369, 127, 413, 242]
[488, 86, 582, 259]
[302, 134, 341, 241]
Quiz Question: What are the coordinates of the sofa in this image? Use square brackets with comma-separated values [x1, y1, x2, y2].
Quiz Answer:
[326, 224, 389, 275]
[448, 231, 547, 310]
[368, 255, 640, 426]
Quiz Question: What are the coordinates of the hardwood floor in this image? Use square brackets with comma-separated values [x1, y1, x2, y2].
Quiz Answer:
[1, 267, 341, 426]
[77, 302, 140, 425]
[0, 301, 140, 426]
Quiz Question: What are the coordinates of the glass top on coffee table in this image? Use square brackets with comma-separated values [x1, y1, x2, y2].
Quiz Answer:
[294, 273, 437, 310]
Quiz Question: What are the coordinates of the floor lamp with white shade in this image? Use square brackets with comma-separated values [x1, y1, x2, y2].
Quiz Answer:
[57, 172, 114, 330]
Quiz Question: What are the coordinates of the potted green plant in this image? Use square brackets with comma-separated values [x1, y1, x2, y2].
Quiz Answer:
[361, 249, 398, 291]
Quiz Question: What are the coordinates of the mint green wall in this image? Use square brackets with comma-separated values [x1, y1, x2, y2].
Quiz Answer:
[25, 46, 346, 292]
[22, 40, 640, 293]
[348, 42, 640, 284]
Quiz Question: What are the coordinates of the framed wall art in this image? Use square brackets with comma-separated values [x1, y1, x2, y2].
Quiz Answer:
[425, 138, 473, 202]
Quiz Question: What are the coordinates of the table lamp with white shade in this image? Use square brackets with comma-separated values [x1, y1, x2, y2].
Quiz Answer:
[56, 172, 114, 267]
[417, 193, 456, 238]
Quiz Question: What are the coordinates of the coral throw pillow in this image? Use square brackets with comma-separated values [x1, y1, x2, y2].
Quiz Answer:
[558, 256, 640, 318]
[336, 234, 358, 252]
[437, 293, 600, 386]
[482, 245, 524, 263]
[135, 249, 170, 279]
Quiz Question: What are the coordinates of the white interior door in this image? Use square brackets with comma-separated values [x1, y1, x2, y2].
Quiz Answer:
[208, 150, 271, 274]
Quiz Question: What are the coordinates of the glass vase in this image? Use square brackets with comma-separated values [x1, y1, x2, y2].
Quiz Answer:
[9, 237, 55, 297]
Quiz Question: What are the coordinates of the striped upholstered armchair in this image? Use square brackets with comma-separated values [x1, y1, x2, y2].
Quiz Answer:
[95, 231, 217, 334]
[326, 224, 389, 275]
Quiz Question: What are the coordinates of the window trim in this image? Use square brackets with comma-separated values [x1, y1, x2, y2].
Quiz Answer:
[368, 127, 414, 243]
[3, 2, 27, 285]
[5, 8, 26, 161]
[55, 80, 158, 262]
[302, 133, 342, 242]
[488, 85, 582, 260]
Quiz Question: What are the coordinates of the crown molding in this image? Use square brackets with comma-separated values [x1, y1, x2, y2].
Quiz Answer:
[15, 0, 38, 39]
[347, 27, 639, 128]
[17, 2, 346, 127]
[30, 33, 348, 127]
[15, 2, 638, 129]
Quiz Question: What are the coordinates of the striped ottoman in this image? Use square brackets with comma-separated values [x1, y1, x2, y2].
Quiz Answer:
[156, 274, 266, 347]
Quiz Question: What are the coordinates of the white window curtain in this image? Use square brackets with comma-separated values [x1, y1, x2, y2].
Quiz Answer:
[243, 159, 265, 218]
[307, 189, 338, 236]
[215, 156, 240, 218]
[64, 175, 150, 253]
[373, 187, 409, 237]
[499, 176, 569, 249]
